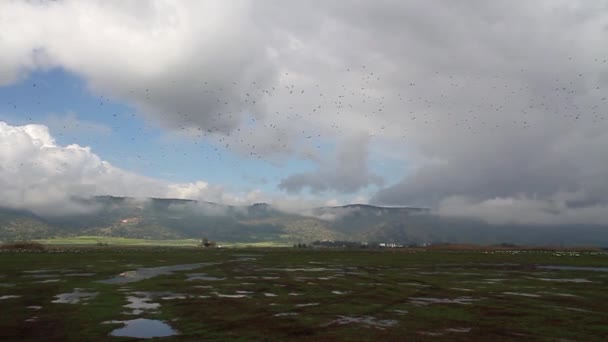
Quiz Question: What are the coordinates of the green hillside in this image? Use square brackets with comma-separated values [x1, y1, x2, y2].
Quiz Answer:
[1, 196, 608, 246]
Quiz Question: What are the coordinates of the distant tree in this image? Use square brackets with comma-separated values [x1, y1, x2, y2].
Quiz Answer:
[201, 237, 210, 247]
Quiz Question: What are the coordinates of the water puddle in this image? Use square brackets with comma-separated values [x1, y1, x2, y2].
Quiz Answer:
[502, 292, 540, 298]
[187, 273, 225, 281]
[264, 267, 338, 272]
[399, 282, 430, 287]
[161, 294, 187, 300]
[331, 290, 348, 295]
[212, 292, 249, 298]
[535, 277, 593, 283]
[109, 319, 178, 339]
[410, 297, 479, 306]
[124, 294, 160, 315]
[321, 316, 398, 329]
[565, 307, 592, 313]
[445, 327, 472, 333]
[52, 288, 98, 304]
[274, 312, 299, 317]
[264, 293, 278, 297]
[98, 263, 207, 284]
[34, 279, 63, 284]
[235, 276, 259, 280]
[537, 265, 608, 272]
[539, 291, 579, 297]
[295, 302, 319, 307]
[0, 295, 20, 300]
[23, 270, 52, 274]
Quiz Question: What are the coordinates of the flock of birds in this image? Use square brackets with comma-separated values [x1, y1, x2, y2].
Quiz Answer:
[3, 57, 608, 173]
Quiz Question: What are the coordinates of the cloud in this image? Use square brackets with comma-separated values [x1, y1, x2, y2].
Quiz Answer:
[436, 195, 608, 226]
[0, 121, 260, 215]
[0, 0, 276, 133]
[279, 133, 383, 194]
[2, 1, 608, 225]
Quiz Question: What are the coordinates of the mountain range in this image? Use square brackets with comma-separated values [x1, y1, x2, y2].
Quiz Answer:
[1, 196, 607, 247]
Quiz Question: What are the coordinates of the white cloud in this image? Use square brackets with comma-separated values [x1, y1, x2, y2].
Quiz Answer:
[1, 1, 608, 224]
[0, 121, 263, 215]
[437, 195, 608, 225]
[279, 133, 383, 194]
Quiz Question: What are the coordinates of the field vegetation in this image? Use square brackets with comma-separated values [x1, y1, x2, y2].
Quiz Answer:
[1, 246, 607, 340]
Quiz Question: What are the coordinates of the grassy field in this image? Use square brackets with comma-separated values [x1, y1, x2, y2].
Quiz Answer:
[34, 236, 290, 248]
[1, 246, 607, 341]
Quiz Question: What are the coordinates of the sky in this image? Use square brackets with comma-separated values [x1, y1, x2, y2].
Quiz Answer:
[1, 0, 608, 224]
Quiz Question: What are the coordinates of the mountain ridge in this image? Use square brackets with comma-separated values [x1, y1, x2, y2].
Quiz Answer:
[1, 196, 607, 246]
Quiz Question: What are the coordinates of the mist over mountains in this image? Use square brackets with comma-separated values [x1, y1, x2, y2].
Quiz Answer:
[1, 196, 607, 247]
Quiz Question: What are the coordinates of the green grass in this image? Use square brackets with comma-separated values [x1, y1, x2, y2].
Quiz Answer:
[35, 236, 201, 246]
[0, 247, 607, 340]
[34, 236, 292, 248]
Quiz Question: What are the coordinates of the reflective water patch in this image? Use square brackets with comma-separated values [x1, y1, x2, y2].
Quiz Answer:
[502, 292, 540, 298]
[0, 295, 20, 300]
[410, 297, 480, 306]
[124, 293, 160, 315]
[321, 315, 398, 329]
[52, 288, 98, 304]
[109, 319, 178, 339]
[535, 277, 593, 283]
[34, 279, 62, 284]
[264, 267, 339, 272]
[186, 273, 225, 281]
[98, 263, 208, 284]
[537, 265, 608, 272]
[295, 302, 319, 307]
[445, 327, 472, 333]
[274, 312, 299, 317]
[212, 292, 249, 298]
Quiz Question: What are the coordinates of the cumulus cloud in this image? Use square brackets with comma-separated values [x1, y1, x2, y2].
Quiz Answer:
[0, 121, 259, 215]
[279, 133, 383, 194]
[2, 1, 608, 224]
[0, 0, 275, 134]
